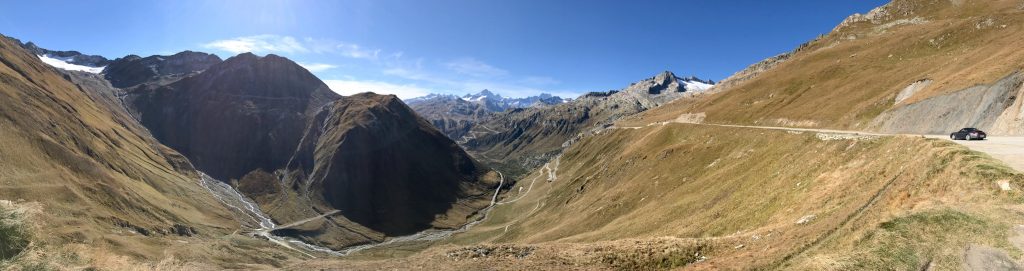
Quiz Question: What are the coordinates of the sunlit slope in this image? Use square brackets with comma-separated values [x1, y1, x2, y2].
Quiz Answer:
[448, 123, 1024, 269]
[631, 0, 1024, 134]
[0, 35, 296, 269]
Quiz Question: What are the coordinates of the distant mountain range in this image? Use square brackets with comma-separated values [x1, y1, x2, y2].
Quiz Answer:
[407, 74, 713, 144]
[407, 89, 569, 112]
[406, 90, 569, 139]
[460, 71, 716, 176]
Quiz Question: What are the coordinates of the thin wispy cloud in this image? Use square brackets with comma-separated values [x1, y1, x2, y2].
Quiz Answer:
[443, 58, 508, 77]
[336, 43, 381, 60]
[202, 34, 580, 99]
[382, 65, 577, 98]
[323, 79, 431, 99]
[204, 35, 309, 54]
[205, 35, 383, 60]
[297, 62, 338, 72]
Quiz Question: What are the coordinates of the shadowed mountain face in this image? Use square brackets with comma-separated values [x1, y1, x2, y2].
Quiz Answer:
[287, 93, 492, 235]
[123, 52, 495, 247]
[126, 53, 338, 182]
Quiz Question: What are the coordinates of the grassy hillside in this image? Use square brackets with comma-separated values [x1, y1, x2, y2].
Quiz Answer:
[0, 36, 301, 269]
[630, 0, 1024, 132]
[299, 123, 1024, 270]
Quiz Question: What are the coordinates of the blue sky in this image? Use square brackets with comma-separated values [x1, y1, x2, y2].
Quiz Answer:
[0, 0, 887, 99]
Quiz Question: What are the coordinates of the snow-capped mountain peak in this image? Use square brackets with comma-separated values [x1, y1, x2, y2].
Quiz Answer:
[408, 89, 567, 113]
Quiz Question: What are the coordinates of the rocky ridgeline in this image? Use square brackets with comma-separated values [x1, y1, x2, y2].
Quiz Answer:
[14, 39, 110, 67]
[104, 51, 222, 88]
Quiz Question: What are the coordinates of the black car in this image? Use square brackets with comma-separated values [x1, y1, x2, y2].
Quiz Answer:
[950, 128, 986, 140]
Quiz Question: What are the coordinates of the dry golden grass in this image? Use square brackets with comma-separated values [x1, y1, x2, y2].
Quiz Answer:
[627, 0, 1024, 131]
[0, 36, 311, 269]
[298, 122, 1024, 270]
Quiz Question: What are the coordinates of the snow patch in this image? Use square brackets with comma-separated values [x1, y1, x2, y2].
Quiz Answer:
[682, 80, 714, 92]
[37, 54, 104, 73]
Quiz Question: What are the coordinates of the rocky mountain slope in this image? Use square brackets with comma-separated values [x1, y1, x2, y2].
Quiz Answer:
[462, 71, 713, 176]
[263, 93, 498, 248]
[406, 90, 567, 140]
[124, 52, 337, 182]
[121, 52, 499, 249]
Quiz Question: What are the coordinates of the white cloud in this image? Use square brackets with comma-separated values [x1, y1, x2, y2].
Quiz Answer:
[383, 63, 580, 98]
[323, 79, 431, 99]
[297, 62, 338, 72]
[203, 34, 308, 54]
[443, 58, 508, 77]
[203, 35, 578, 99]
[336, 43, 381, 60]
[205, 35, 382, 60]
